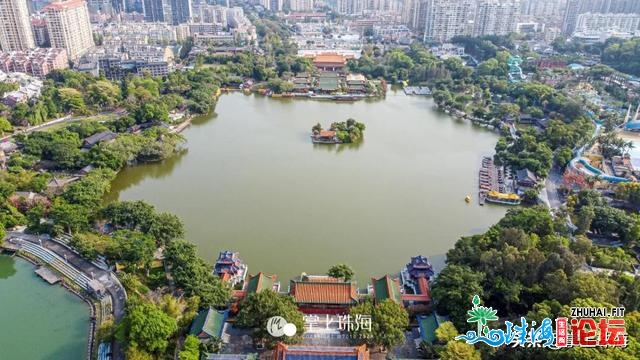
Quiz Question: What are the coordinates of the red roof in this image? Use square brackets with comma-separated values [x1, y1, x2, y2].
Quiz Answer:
[318, 130, 336, 137]
[44, 0, 85, 11]
[313, 53, 347, 66]
[400, 277, 431, 302]
[290, 280, 358, 305]
[275, 343, 369, 360]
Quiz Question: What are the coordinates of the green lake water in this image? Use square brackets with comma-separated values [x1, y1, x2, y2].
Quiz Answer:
[106, 92, 506, 283]
[0, 254, 89, 360]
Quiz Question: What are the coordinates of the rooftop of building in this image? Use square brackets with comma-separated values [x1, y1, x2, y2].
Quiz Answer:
[274, 343, 369, 360]
[189, 308, 228, 339]
[371, 274, 402, 304]
[290, 275, 358, 305]
[313, 53, 348, 65]
[245, 272, 277, 294]
[44, 0, 87, 11]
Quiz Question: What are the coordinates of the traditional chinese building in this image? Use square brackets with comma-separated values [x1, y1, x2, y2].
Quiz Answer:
[516, 168, 539, 188]
[312, 53, 349, 72]
[289, 274, 358, 314]
[292, 72, 312, 93]
[82, 131, 118, 149]
[245, 272, 280, 294]
[213, 250, 248, 287]
[311, 130, 339, 144]
[370, 274, 402, 305]
[346, 73, 367, 94]
[316, 72, 340, 93]
[230, 272, 279, 306]
[400, 256, 434, 311]
[189, 308, 229, 342]
[405, 255, 435, 279]
[274, 343, 369, 360]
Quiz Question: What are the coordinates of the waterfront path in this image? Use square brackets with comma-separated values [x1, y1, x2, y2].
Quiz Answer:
[5, 231, 126, 360]
[0, 110, 124, 142]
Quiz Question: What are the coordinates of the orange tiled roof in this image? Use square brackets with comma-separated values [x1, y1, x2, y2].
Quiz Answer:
[313, 53, 346, 65]
[318, 130, 336, 137]
[291, 280, 358, 305]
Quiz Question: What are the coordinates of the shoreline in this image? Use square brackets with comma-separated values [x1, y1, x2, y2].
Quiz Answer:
[105, 91, 502, 282]
[3, 90, 499, 359]
[1, 249, 97, 360]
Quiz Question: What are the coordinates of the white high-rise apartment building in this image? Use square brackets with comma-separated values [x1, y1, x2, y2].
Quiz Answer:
[563, 0, 640, 35]
[575, 12, 640, 34]
[333, 0, 376, 15]
[423, 0, 477, 42]
[289, 0, 313, 11]
[474, 0, 520, 37]
[258, 0, 283, 11]
[402, 0, 428, 31]
[0, 0, 36, 51]
[520, 0, 566, 18]
[44, 0, 94, 61]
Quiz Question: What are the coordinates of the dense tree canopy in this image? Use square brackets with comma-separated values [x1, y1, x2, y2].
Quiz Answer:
[235, 290, 305, 347]
[327, 263, 355, 282]
[120, 300, 178, 354]
[432, 196, 640, 359]
[165, 240, 230, 307]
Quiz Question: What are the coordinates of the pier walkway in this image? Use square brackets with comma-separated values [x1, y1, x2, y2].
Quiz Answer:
[35, 267, 61, 284]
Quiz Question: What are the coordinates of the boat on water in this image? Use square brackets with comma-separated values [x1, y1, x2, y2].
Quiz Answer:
[333, 96, 357, 102]
[484, 190, 521, 205]
[311, 130, 342, 144]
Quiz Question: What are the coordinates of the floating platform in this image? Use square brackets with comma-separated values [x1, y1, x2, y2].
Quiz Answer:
[404, 86, 431, 95]
[1, 243, 20, 252]
[35, 266, 61, 285]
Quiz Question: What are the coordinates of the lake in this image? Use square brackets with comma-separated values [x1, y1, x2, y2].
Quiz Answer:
[106, 92, 506, 284]
[0, 254, 89, 359]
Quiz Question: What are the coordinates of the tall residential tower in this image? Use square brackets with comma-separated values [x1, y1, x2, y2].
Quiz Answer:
[44, 0, 94, 61]
[423, 0, 477, 42]
[474, 0, 520, 37]
[0, 0, 36, 51]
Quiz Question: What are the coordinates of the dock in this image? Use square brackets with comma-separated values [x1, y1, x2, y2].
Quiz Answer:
[404, 86, 431, 95]
[478, 156, 520, 205]
[1, 242, 20, 252]
[169, 116, 192, 134]
[35, 266, 61, 284]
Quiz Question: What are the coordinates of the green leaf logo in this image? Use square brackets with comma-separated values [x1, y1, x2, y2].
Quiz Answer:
[466, 295, 498, 336]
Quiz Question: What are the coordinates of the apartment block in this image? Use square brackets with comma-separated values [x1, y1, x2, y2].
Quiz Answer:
[0, 0, 36, 51]
[0, 48, 68, 78]
[44, 0, 95, 61]
[474, 0, 520, 37]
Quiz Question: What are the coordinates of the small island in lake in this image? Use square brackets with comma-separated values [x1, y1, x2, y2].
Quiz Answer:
[311, 118, 366, 144]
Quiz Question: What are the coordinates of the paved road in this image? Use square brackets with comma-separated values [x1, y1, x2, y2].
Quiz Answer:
[545, 166, 563, 209]
[7, 231, 126, 360]
[1, 110, 124, 141]
[581, 264, 636, 278]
